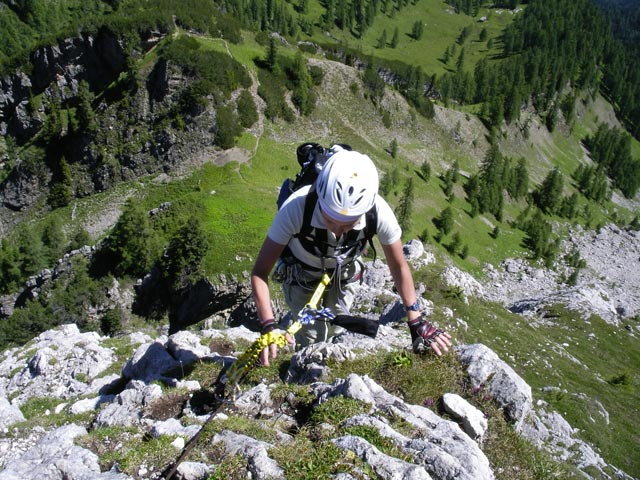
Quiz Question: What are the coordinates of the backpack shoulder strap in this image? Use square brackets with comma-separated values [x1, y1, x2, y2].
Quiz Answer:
[363, 204, 378, 262]
[297, 188, 328, 256]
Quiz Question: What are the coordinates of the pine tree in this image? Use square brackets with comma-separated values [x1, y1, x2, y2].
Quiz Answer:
[391, 27, 400, 48]
[291, 52, 315, 115]
[412, 20, 424, 40]
[237, 90, 258, 128]
[16, 224, 45, 278]
[434, 206, 454, 236]
[510, 157, 529, 200]
[559, 192, 579, 219]
[104, 200, 158, 278]
[395, 177, 415, 232]
[447, 231, 462, 255]
[456, 47, 465, 72]
[41, 216, 66, 264]
[420, 161, 431, 182]
[265, 37, 278, 72]
[390, 138, 398, 158]
[49, 156, 73, 209]
[535, 167, 564, 214]
[160, 216, 210, 291]
[0, 239, 22, 294]
[443, 46, 451, 64]
[523, 209, 553, 261]
[76, 80, 96, 133]
[215, 105, 242, 148]
[377, 29, 387, 49]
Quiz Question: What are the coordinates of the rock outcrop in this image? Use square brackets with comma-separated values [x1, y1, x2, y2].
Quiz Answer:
[0, 237, 637, 479]
[482, 224, 640, 326]
[0, 317, 631, 480]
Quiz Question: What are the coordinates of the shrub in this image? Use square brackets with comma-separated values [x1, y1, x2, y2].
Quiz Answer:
[101, 307, 125, 336]
[237, 90, 258, 128]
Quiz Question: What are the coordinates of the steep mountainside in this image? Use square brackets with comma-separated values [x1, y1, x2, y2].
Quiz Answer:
[1, 0, 639, 478]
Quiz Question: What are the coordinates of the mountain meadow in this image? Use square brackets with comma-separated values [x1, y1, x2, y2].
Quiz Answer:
[0, 0, 639, 478]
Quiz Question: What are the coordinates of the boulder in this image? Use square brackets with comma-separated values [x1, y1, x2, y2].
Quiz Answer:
[456, 344, 532, 429]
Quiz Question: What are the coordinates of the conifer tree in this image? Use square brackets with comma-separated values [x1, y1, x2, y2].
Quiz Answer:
[103, 200, 158, 278]
[456, 47, 465, 72]
[510, 157, 529, 200]
[265, 37, 278, 72]
[420, 160, 431, 182]
[0, 239, 22, 294]
[41, 216, 66, 264]
[535, 167, 564, 214]
[215, 105, 242, 148]
[237, 90, 258, 128]
[76, 80, 96, 133]
[411, 20, 424, 40]
[160, 216, 210, 292]
[391, 27, 400, 48]
[16, 223, 45, 278]
[390, 138, 398, 158]
[377, 29, 387, 49]
[434, 206, 454, 236]
[49, 156, 73, 209]
[396, 177, 414, 232]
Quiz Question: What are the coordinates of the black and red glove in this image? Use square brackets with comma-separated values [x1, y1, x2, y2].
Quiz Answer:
[408, 316, 445, 353]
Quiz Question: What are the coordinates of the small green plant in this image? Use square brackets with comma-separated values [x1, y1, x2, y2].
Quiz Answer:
[310, 396, 370, 426]
[392, 351, 413, 368]
[445, 286, 465, 302]
[100, 307, 124, 336]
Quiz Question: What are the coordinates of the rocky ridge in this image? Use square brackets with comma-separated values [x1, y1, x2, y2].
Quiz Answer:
[0, 242, 636, 480]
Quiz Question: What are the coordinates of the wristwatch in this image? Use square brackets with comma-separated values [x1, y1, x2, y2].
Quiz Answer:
[405, 301, 420, 312]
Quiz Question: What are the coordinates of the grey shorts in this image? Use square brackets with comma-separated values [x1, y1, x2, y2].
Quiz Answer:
[275, 261, 361, 347]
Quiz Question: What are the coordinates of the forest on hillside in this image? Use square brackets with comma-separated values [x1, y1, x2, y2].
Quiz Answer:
[1, 0, 639, 138]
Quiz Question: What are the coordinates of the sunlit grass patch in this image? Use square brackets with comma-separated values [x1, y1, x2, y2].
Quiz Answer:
[79, 426, 176, 475]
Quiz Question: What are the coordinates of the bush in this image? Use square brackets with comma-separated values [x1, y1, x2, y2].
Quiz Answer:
[96, 199, 160, 278]
[214, 105, 242, 149]
[237, 90, 258, 128]
[309, 65, 324, 85]
[101, 307, 125, 336]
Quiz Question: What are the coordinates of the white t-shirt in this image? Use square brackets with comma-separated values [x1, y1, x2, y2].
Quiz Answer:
[268, 185, 402, 271]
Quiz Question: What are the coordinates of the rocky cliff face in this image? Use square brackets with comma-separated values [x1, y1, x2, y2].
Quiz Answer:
[0, 30, 127, 141]
[0, 26, 217, 223]
[481, 224, 640, 325]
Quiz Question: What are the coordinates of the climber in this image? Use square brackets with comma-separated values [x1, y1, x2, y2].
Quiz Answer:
[250, 147, 452, 366]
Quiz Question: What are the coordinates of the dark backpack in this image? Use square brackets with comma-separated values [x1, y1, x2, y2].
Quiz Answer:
[277, 143, 378, 271]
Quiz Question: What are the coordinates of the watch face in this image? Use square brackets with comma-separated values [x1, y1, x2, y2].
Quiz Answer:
[406, 302, 420, 311]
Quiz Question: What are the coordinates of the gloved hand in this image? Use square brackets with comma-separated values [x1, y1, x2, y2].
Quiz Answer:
[407, 315, 452, 355]
[257, 318, 294, 367]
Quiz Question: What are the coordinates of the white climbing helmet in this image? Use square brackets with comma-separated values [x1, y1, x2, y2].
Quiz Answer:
[316, 149, 379, 222]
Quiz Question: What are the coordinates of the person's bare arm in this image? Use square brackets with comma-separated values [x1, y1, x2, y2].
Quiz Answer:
[382, 240, 421, 317]
[382, 240, 452, 355]
[250, 236, 293, 366]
